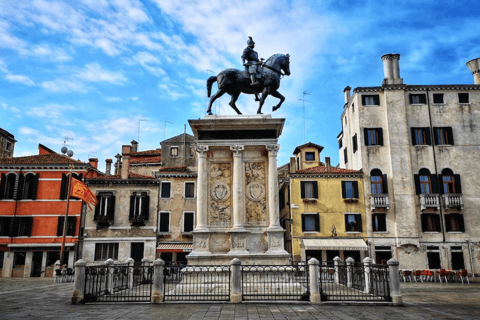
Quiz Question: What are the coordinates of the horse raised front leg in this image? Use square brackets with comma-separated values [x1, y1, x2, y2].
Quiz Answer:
[270, 90, 285, 112]
[229, 92, 242, 115]
[257, 88, 269, 114]
[206, 89, 227, 115]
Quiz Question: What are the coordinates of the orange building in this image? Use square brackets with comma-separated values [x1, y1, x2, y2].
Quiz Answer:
[0, 144, 102, 277]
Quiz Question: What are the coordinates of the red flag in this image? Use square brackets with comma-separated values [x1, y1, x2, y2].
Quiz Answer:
[71, 178, 98, 210]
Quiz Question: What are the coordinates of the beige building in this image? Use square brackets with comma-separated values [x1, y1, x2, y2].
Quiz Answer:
[0, 128, 16, 159]
[339, 54, 480, 274]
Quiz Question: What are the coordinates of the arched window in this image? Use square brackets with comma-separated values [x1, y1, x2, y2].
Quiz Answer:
[440, 168, 462, 194]
[419, 168, 432, 194]
[60, 172, 83, 200]
[22, 173, 39, 200]
[370, 169, 388, 194]
[1, 173, 17, 199]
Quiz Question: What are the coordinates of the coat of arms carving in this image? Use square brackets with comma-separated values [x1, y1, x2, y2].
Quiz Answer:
[246, 182, 265, 202]
[211, 182, 230, 202]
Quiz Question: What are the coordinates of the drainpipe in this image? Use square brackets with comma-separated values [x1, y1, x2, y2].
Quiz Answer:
[426, 88, 446, 244]
[466, 239, 474, 277]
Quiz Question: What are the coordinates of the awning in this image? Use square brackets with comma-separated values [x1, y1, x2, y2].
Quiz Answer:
[157, 243, 192, 253]
[8, 243, 75, 247]
[302, 239, 368, 251]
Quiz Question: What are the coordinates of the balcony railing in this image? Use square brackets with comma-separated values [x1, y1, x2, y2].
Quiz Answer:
[370, 194, 389, 211]
[94, 215, 114, 226]
[442, 194, 464, 210]
[130, 215, 148, 226]
[419, 194, 440, 211]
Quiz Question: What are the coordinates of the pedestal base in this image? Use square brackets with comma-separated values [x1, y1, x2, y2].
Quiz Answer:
[187, 253, 290, 265]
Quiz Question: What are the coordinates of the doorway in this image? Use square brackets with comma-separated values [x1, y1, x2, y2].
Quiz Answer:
[31, 252, 43, 277]
[451, 251, 465, 270]
[131, 242, 144, 263]
[326, 250, 340, 262]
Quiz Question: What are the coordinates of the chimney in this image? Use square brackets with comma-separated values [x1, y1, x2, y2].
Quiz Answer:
[325, 157, 331, 173]
[121, 145, 131, 180]
[343, 86, 351, 103]
[382, 53, 403, 85]
[289, 157, 296, 174]
[88, 158, 98, 169]
[114, 153, 122, 175]
[466, 58, 480, 84]
[105, 159, 112, 176]
[131, 140, 138, 153]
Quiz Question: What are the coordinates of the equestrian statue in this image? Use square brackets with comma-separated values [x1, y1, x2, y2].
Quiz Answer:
[206, 36, 290, 115]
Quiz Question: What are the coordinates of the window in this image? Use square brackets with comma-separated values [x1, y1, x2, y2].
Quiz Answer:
[129, 192, 150, 221]
[305, 152, 315, 161]
[341, 181, 359, 199]
[302, 213, 319, 232]
[421, 214, 441, 232]
[344, 116, 347, 125]
[57, 217, 77, 236]
[161, 182, 171, 198]
[364, 128, 383, 146]
[338, 139, 342, 149]
[458, 93, 469, 104]
[410, 94, 426, 104]
[427, 247, 441, 269]
[301, 181, 318, 199]
[184, 182, 195, 198]
[344, 147, 348, 164]
[372, 214, 387, 232]
[345, 214, 362, 232]
[414, 168, 439, 195]
[170, 147, 179, 157]
[0, 217, 11, 236]
[433, 127, 454, 145]
[433, 93, 444, 104]
[0, 173, 16, 200]
[22, 173, 39, 200]
[94, 192, 115, 219]
[445, 214, 465, 232]
[352, 134, 358, 153]
[60, 173, 83, 200]
[5, 141, 13, 152]
[411, 128, 431, 146]
[362, 95, 380, 106]
[8, 217, 33, 237]
[440, 168, 462, 194]
[352, 103, 355, 113]
[95, 243, 119, 260]
[159, 212, 170, 233]
[370, 169, 388, 194]
[183, 212, 194, 233]
[13, 252, 26, 267]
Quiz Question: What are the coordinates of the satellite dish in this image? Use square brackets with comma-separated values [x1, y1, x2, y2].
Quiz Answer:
[61, 146, 68, 154]
[67, 150, 74, 157]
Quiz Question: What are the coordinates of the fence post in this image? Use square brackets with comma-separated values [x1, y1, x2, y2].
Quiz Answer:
[308, 258, 320, 304]
[127, 258, 134, 289]
[54, 260, 61, 282]
[230, 258, 242, 303]
[71, 259, 86, 304]
[105, 258, 114, 294]
[152, 258, 165, 304]
[387, 258, 404, 306]
[346, 257, 354, 288]
[141, 258, 149, 282]
[333, 256, 340, 284]
[363, 257, 373, 294]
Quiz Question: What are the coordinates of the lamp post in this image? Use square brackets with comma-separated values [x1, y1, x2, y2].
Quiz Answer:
[60, 145, 74, 266]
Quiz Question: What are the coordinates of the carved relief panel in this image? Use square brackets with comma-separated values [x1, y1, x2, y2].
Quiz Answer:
[209, 162, 232, 227]
[245, 162, 267, 225]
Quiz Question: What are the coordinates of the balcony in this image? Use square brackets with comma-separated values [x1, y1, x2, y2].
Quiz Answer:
[94, 215, 113, 226]
[370, 194, 389, 211]
[442, 194, 464, 210]
[130, 215, 148, 226]
[419, 194, 440, 211]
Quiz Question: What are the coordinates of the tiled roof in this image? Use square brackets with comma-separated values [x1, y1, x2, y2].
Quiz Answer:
[296, 165, 361, 174]
[158, 166, 187, 172]
[88, 172, 156, 180]
[0, 153, 84, 165]
[130, 156, 162, 164]
[130, 149, 161, 156]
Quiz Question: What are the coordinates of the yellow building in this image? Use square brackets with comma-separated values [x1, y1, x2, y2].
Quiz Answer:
[280, 142, 368, 263]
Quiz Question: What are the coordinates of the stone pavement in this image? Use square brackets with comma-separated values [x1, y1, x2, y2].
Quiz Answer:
[1, 278, 480, 320]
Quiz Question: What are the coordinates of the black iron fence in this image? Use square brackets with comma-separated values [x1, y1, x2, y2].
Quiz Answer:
[241, 265, 309, 301]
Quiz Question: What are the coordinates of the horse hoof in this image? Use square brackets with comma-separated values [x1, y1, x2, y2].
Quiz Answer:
[272, 106, 279, 112]
[257, 112, 263, 115]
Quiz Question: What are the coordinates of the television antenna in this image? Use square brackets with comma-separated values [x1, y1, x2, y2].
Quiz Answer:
[298, 91, 311, 143]
[88, 151, 97, 159]
[138, 119, 148, 146]
[164, 121, 173, 139]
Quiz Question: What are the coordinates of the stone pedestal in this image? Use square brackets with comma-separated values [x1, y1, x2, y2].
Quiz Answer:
[187, 115, 290, 265]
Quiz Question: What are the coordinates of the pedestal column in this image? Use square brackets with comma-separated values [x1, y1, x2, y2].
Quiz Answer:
[230, 145, 245, 231]
[195, 145, 209, 232]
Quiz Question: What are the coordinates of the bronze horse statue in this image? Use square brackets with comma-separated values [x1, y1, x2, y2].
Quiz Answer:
[206, 53, 290, 115]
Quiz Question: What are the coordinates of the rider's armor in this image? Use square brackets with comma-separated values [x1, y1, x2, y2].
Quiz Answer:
[242, 36, 260, 87]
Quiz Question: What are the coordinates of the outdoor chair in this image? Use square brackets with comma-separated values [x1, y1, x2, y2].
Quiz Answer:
[54, 269, 62, 282]
[458, 269, 470, 284]
[400, 270, 412, 282]
[423, 270, 435, 282]
[413, 270, 423, 282]
[66, 268, 75, 282]
[438, 269, 448, 283]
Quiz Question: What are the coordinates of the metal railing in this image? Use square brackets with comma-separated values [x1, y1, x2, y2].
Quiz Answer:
[242, 265, 309, 301]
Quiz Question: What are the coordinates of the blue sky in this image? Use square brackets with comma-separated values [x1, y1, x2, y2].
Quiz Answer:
[1, 0, 479, 171]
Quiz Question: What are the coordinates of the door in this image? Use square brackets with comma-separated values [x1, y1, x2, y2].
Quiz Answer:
[131, 242, 144, 263]
[31, 252, 43, 277]
[427, 252, 441, 269]
[306, 250, 322, 263]
[344, 250, 361, 262]
[451, 252, 465, 270]
[326, 250, 340, 262]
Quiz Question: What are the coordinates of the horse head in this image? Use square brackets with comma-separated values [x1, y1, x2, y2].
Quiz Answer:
[281, 54, 291, 76]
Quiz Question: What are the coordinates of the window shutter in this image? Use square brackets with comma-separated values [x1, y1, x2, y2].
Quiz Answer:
[411, 128, 417, 146]
[363, 128, 369, 146]
[108, 195, 115, 219]
[141, 195, 150, 220]
[379, 214, 386, 231]
[431, 174, 439, 193]
[382, 174, 388, 194]
[356, 215, 362, 232]
[458, 214, 465, 232]
[438, 174, 444, 194]
[161, 183, 171, 198]
[341, 181, 346, 198]
[433, 127, 439, 145]
[313, 182, 318, 199]
[353, 181, 359, 198]
[57, 217, 65, 236]
[434, 215, 441, 232]
[378, 128, 384, 146]
[15, 173, 24, 200]
[447, 127, 454, 145]
[372, 214, 377, 232]
[67, 217, 76, 236]
[420, 94, 426, 104]
[129, 195, 135, 220]
[352, 134, 357, 152]
[0, 173, 6, 200]
[454, 175, 462, 193]
[94, 196, 101, 217]
[301, 215, 306, 232]
[26, 217, 33, 236]
[160, 212, 170, 232]
[374, 95, 380, 105]
[425, 129, 432, 145]
[31, 173, 40, 200]
[314, 214, 320, 232]
[444, 214, 451, 232]
[344, 215, 349, 231]
[421, 214, 428, 232]
[300, 181, 306, 199]
[60, 173, 67, 200]
[414, 175, 421, 195]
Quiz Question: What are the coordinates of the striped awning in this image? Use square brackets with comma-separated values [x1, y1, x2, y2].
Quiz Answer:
[156, 243, 193, 253]
[302, 239, 368, 251]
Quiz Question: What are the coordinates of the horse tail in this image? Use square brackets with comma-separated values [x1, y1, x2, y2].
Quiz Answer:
[207, 76, 217, 98]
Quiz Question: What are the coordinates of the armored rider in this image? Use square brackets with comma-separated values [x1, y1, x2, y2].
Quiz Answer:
[242, 36, 261, 87]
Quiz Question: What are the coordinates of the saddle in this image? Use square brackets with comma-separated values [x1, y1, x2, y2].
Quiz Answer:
[242, 61, 264, 79]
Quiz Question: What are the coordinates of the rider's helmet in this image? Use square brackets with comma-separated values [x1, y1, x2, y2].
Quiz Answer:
[247, 36, 255, 47]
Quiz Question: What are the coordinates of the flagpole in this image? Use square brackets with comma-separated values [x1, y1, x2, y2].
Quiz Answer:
[60, 164, 74, 265]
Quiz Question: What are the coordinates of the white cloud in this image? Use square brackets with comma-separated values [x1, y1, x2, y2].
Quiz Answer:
[75, 63, 127, 83]
[106, 97, 122, 102]
[158, 83, 186, 100]
[130, 97, 139, 101]
[123, 51, 165, 76]
[27, 104, 74, 121]
[41, 79, 86, 92]
[0, 59, 7, 73]
[31, 44, 72, 62]
[5, 73, 35, 86]
[1, 103, 7, 110]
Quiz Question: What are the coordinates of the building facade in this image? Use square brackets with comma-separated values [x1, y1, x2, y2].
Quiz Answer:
[0, 128, 16, 159]
[339, 54, 480, 273]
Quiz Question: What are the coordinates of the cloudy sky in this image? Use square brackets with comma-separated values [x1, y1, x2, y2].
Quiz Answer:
[1, 0, 479, 171]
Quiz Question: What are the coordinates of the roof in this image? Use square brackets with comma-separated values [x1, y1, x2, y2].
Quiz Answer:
[353, 84, 480, 93]
[158, 165, 187, 172]
[156, 243, 192, 252]
[130, 156, 162, 164]
[302, 239, 368, 251]
[161, 133, 195, 144]
[0, 128, 15, 139]
[130, 149, 161, 156]
[0, 153, 84, 165]
[293, 142, 324, 155]
[88, 172, 156, 180]
[128, 149, 162, 164]
[296, 165, 361, 174]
